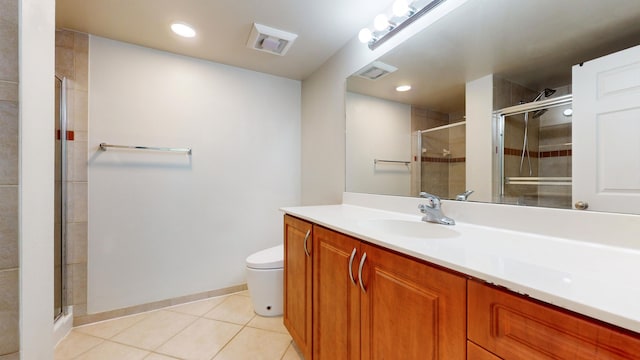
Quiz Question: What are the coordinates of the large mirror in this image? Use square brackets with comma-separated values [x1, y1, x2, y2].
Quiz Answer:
[346, 0, 640, 214]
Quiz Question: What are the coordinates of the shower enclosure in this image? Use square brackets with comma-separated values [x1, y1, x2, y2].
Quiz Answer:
[414, 120, 466, 199]
[495, 94, 573, 208]
[54, 76, 68, 320]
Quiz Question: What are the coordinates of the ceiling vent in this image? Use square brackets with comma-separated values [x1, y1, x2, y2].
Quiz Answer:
[246, 23, 298, 56]
[356, 61, 398, 80]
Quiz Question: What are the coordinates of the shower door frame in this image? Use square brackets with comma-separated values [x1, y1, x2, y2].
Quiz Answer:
[54, 75, 68, 320]
[494, 94, 573, 202]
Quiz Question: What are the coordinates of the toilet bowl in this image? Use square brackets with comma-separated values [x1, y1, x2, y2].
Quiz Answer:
[245, 244, 284, 317]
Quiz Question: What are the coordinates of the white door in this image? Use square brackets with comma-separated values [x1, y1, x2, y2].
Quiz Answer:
[573, 45, 640, 214]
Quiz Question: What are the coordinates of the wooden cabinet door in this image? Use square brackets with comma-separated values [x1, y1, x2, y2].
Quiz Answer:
[468, 341, 502, 360]
[283, 215, 313, 360]
[360, 243, 466, 360]
[313, 226, 361, 360]
[468, 280, 640, 359]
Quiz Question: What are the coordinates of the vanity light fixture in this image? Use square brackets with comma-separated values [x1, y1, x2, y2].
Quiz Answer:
[359, 0, 446, 50]
[396, 85, 412, 92]
[171, 23, 196, 38]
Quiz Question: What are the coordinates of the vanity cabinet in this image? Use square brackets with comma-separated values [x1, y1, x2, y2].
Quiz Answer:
[312, 225, 466, 360]
[283, 215, 313, 360]
[467, 280, 640, 360]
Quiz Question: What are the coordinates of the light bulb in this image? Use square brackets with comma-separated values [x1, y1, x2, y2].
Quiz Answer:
[392, 0, 410, 17]
[396, 85, 412, 92]
[171, 23, 196, 38]
[358, 28, 373, 43]
[374, 14, 389, 31]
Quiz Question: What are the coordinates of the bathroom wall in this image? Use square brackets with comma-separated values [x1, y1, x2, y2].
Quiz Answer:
[346, 92, 411, 196]
[55, 29, 89, 317]
[87, 36, 301, 314]
[0, 0, 20, 357]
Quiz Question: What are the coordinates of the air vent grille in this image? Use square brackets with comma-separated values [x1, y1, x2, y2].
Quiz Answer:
[246, 23, 298, 56]
[355, 61, 398, 80]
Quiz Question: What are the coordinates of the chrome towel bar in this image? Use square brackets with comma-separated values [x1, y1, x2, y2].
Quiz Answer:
[374, 159, 411, 165]
[99, 143, 192, 154]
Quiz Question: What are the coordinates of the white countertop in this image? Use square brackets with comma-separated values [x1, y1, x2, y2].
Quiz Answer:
[281, 204, 640, 333]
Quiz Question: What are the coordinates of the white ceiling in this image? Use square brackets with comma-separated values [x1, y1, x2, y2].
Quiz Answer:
[55, 0, 394, 80]
[347, 0, 640, 113]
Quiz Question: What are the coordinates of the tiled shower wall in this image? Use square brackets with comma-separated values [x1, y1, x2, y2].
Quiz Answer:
[0, 0, 19, 358]
[55, 29, 89, 318]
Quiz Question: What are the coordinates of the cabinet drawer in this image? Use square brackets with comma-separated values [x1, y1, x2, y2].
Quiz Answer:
[468, 280, 640, 360]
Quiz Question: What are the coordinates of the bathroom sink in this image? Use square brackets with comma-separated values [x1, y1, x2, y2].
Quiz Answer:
[357, 219, 460, 239]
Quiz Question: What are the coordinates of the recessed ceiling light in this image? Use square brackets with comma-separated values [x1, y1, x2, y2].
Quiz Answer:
[396, 85, 411, 92]
[171, 23, 196, 38]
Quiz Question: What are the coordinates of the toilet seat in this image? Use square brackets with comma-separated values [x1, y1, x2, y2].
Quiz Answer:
[246, 244, 283, 269]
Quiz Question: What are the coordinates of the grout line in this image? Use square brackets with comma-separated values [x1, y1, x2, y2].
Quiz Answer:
[209, 314, 257, 359]
[59, 332, 105, 360]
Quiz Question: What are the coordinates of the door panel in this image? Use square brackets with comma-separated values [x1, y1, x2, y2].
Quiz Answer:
[572, 44, 640, 213]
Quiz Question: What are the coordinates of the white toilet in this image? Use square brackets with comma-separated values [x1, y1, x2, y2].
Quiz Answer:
[245, 244, 284, 317]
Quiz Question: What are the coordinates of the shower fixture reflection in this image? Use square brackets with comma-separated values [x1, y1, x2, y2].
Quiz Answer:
[520, 88, 556, 176]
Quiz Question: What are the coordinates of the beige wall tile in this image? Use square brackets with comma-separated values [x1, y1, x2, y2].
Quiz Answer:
[73, 47, 88, 91]
[55, 46, 75, 79]
[66, 221, 87, 264]
[67, 140, 88, 182]
[0, 269, 19, 355]
[55, 29, 74, 49]
[72, 90, 88, 132]
[66, 181, 88, 223]
[70, 263, 87, 305]
[0, 0, 18, 83]
[0, 81, 17, 102]
[0, 186, 18, 270]
[0, 101, 18, 185]
[0, 351, 19, 360]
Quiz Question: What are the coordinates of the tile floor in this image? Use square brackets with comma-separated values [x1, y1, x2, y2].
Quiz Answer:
[55, 291, 304, 360]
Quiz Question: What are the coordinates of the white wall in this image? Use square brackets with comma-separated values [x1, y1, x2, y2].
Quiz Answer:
[19, 0, 55, 358]
[465, 75, 494, 202]
[301, 0, 468, 205]
[88, 37, 301, 313]
[345, 92, 411, 195]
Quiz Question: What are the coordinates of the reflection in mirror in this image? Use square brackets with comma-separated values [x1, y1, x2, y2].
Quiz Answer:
[345, 0, 640, 213]
[496, 92, 573, 209]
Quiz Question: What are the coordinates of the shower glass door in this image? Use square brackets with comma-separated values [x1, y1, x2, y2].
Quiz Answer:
[497, 95, 573, 208]
[416, 121, 466, 199]
[54, 76, 67, 320]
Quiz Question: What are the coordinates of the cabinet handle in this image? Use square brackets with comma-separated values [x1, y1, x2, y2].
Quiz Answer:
[358, 252, 367, 293]
[303, 230, 311, 257]
[348, 248, 357, 286]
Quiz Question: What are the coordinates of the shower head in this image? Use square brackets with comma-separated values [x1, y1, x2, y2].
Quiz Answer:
[543, 88, 556, 97]
[532, 88, 556, 102]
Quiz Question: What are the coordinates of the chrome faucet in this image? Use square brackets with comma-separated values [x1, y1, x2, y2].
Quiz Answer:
[418, 192, 455, 225]
[456, 189, 474, 201]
